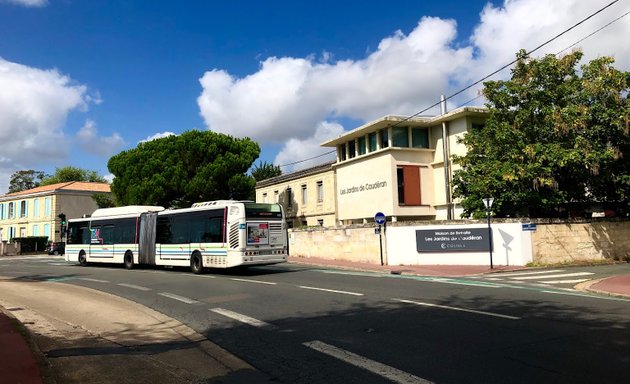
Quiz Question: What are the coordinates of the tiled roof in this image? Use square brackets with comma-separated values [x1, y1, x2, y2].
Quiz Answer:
[2, 181, 111, 198]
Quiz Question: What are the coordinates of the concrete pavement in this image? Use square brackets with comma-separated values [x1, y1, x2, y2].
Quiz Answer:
[1, 256, 629, 384]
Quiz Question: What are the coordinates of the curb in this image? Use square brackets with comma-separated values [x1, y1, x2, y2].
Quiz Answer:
[575, 278, 630, 300]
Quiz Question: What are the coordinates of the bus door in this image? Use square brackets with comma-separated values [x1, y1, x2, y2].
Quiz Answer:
[89, 224, 114, 260]
[139, 212, 158, 265]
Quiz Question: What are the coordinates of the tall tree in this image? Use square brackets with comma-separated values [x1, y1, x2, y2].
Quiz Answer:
[251, 161, 282, 181]
[452, 50, 630, 218]
[108, 130, 260, 208]
[8, 170, 46, 193]
[41, 166, 107, 186]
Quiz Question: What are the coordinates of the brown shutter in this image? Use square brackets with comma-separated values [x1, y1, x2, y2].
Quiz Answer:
[403, 166, 421, 205]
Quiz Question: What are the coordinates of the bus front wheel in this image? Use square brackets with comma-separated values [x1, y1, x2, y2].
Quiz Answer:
[78, 252, 87, 266]
[190, 252, 204, 274]
[124, 252, 134, 270]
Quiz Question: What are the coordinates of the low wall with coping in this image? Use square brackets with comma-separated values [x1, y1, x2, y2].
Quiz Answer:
[288, 219, 630, 266]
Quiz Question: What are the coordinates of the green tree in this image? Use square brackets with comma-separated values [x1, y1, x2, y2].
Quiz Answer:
[8, 170, 47, 193]
[41, 166, 107, 185]
[452, 50, 630, 218]
[251, 161, 282, 181]
[108, 130, 260, 207]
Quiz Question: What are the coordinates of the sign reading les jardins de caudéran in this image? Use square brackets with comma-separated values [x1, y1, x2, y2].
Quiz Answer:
[416, 228, 491, 252]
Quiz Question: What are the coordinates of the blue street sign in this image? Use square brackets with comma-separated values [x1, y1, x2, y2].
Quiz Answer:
[374, 212, 386, 225]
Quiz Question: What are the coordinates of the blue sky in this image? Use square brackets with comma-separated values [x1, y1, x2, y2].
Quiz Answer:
[1, 0, 629, 193]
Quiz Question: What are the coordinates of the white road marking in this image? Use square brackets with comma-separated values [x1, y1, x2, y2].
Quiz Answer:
[394, 299, 520, 320]
[538, 278, 590, 284]
[78, 278, 110, 283]
[490, 269, 565, 277]
[303, 340, 432, 384]
[230, 278, 277, 285]
[117, 283, 152, 291]
[48, 263, 71, 266]
[158, 292, 199, 304]
[298, 285, 364, 296]
[512, 272, 594, 280]
[190, 274, 216, 278]
[210, 307, 276, 329]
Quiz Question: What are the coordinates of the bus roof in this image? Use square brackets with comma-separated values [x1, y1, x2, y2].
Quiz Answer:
[91, 205, 165, 218]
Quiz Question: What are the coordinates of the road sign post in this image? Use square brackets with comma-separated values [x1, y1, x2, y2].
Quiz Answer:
[374, 212, 386, 266]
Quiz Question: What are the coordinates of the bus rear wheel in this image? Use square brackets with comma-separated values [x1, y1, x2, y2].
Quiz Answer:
[190, 252, 204, 274]
[124, 252, 134, 269]
[78, 252, 87, 266]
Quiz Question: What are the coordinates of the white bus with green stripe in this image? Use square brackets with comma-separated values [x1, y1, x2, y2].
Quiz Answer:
[65, 201, 288, 273]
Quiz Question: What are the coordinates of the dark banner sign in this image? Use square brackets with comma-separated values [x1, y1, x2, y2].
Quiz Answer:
[416, 228, 491, 252]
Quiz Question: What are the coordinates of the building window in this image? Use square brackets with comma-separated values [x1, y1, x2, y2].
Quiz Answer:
[262, 192, 267, 203]
[397, 165, 421, 206]
[33, 199, 39, 217]
[286, 187, 292, 207]
[392, 127, 409, 147]
[8, 202, 14, 219]
[43, 224, 51, 239]
[33, 224, 39, 236]
[412, 128, 429, 148]
[301, 184, 307, 205]
[358, 136, 367, 155]
[20, 201, 27, 218]
[340, 144, 347, 161]
[348, 140, 356, 159]
[380, 128, 389, 148]
[368, 132, 377, 152]
[0, 203, 4, 220]
[45, 197, 51, 217]
[317, 181, 323, 203]
[472, 123, 486, 131]
[274, 190, 279, 203]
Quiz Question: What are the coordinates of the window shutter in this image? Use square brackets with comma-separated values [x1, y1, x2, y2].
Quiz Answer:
[402, 166, 421, 206]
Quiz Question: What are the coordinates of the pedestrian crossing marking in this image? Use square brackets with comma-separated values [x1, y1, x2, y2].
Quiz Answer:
[511, 272, 593, 280]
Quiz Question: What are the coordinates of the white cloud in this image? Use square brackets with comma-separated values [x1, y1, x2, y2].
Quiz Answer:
[0, 58, 89, 191]
[76, 119, 125, 156]
[2, 0, 48, 7]
[139, 131, 176, 144]
[197, 0, 630, 172]
[273, 121, 343, 171]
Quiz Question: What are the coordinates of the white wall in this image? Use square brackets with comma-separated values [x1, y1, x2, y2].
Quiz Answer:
[386, 222, 532, 266]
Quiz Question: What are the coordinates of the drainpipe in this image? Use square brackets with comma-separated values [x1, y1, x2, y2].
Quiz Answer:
[441, 95, 452, 220]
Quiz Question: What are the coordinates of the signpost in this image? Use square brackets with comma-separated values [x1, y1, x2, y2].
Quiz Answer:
[482, 197, 494, 269]
[374, 212, 386, 266]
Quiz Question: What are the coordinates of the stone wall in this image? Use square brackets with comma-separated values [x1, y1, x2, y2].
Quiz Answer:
[289, 219, 630, 266]
[531, 220, 630, 264]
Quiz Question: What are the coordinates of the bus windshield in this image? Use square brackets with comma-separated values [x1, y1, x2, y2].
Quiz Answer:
[245, 203, 282, 219]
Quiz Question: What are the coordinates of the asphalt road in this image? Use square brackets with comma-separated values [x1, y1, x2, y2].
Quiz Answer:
[1, 257, 629, 383]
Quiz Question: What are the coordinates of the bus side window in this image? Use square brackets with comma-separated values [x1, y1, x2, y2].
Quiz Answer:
[101, 225, 114, 245]
[156, 217, 172, 244]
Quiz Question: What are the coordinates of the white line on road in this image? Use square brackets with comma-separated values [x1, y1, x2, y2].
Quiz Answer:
[394, 299, 520, 320]
[117, 283, 152, 291]
[230, 278, 277, 285]
[78, 278, 110, 283]
[538, 279, 590, 284]
[489, 269, 565, 277]
[158, 292, 199, 304]
[303, 340, 432, 384]
[210, 307, 276, 329]
[512, 272, 594, 280]
[298, 285, 364, 296]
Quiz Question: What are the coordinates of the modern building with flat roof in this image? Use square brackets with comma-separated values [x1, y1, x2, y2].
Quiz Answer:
[256, 106, 488, 225]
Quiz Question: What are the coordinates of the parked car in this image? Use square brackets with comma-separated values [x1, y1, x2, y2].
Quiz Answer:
[46, 241, 65, 255]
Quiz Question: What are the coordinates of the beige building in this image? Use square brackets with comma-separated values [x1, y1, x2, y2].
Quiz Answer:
[255, 161, 336, 228]
[0, 182, 111, 243]
[256, 106, 488, 225]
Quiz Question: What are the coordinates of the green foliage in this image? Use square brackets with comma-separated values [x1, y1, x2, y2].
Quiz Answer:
[41, 166, 107, 185]
[92, 193, 116, 208]
[453, 50, 630, 218]
[13, 237, 48, 252]
[251, 161, 282, 181]
[8, 170, 46, 193]
[108, 130, 260, 207]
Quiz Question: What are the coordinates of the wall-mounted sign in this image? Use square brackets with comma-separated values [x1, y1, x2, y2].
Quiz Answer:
[416, 228, 490, 252]
[521, 223, 537, 231]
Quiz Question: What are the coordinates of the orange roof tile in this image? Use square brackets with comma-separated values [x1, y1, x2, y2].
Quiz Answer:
[3, 181, 111, 197]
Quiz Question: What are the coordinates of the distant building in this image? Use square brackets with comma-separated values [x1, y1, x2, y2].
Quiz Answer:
[255, 106, 488, 225]
[0, 182, 111, 243]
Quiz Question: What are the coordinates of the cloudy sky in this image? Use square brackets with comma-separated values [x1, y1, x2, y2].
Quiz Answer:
[1, 0, 629, 192]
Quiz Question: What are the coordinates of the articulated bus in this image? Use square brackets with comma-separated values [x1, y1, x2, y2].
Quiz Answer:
[65, 200, 288, 273]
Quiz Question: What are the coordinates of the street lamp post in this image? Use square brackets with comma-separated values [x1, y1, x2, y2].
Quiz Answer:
[483, 197, 494, 269]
